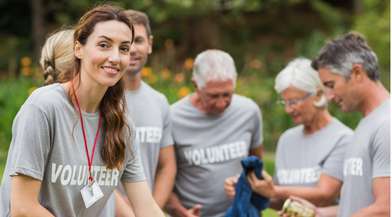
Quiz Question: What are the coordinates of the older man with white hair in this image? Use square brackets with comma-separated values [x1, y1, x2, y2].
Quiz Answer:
[166, 49, 264, 217]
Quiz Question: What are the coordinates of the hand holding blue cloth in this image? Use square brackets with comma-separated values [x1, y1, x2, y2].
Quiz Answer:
[225, 156, 270, 217]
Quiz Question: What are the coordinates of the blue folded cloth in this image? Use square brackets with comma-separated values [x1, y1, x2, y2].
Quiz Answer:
[225, 156, 270, 217]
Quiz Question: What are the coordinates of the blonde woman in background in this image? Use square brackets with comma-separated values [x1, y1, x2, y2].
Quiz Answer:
[40, 29, 74, 85]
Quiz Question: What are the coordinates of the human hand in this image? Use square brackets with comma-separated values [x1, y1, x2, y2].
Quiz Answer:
[183, 204, 202, 217]
[247, 170, 275, 198]
[224, 175, 239, 199]
[279, 196, 320, 217]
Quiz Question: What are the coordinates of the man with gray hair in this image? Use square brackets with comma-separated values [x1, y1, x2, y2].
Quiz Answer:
[166, 49, 264, 217]
[312, 32, 390, 217]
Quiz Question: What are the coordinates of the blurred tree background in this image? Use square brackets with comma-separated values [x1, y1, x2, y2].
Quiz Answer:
[0, 0, 389, 174]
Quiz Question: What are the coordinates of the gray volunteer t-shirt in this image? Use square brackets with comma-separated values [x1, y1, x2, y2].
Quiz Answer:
[0, 84, 145, 217]
[274, 118, 352, 187]
[101, 81, 173, 216]
[338, 100, 390, 217]
[125, 81, 173, 189]
[171, 94, 263, 217]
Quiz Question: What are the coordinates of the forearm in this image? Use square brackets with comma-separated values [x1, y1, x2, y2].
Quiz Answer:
[316, 205, 338, 217]
[11, 176, 54, 217]
[351, 203, 390, 217]
[166, 193, 188, 217]
[123, 181, 165, 217]
[153, 165, 176, 208]
[269, 197, 284, 210]
[11, 202, 54, 217]
[274, 186, 336, 206]
[114, 190, 135, 217]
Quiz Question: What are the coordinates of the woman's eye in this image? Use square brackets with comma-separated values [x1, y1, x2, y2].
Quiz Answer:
[98, 42, 109, 48]
[120, 46, 130, 53]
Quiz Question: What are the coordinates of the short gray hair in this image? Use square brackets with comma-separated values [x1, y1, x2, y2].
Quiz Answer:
[312, 32, 380, 80]
[192, 49, 237, 89]
[275, 58, 322, 94]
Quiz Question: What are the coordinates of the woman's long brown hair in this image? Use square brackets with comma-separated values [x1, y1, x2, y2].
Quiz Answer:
[73, 4, 134, 169]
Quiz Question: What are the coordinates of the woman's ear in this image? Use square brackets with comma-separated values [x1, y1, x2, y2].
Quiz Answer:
[74, 41, 83, 59]
[148, 35, 153, 54]
[313, 89, 328, 108]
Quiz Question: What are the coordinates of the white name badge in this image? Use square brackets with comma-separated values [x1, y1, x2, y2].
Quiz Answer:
[81, 181, 104, 208]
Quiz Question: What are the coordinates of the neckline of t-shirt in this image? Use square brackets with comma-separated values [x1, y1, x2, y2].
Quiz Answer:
[185, 94, 234, 118]
[55, 83, 100, 118]
[358, 98, 390, 125]
[301, 118, 338, 138]
[126, 81, 146, 95]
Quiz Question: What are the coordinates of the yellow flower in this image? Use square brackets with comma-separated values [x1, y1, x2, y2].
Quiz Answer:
[183, 58, 193, 70]
[141, 67, 152, 78]
[20, 56, 32, 67]
[28, 86, 37, 95]
[21, 67, 32, 76]
[174, 73, 185, 84]
[177, 86, 190, 98]
[160, 68, 171, 80]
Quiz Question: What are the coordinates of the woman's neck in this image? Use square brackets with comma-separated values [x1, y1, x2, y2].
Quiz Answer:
[70, 74, 108, 113]
[303, 110, 332, 135]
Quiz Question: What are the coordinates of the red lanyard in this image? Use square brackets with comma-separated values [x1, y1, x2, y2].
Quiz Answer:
[72, 82, 102, 183]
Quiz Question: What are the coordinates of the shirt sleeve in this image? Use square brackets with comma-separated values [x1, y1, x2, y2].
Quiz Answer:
[8, 103, 52, 181]
[371, 119, 390, 178]
[160, 97, 174, 148]
[121, 129, 146, 183]
[250, 104, 263, 149]
[321, 134, 351, 181]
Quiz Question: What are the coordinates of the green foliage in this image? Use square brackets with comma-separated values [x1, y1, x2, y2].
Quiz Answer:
[0, 77, 40, 153]
[352, 0, 390, 87]
[310, 0, 346, 32]
[295, 31, 328, 58]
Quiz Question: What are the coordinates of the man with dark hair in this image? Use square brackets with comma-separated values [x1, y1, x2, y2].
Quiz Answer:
[124, 9, 176, 208]
[107, 10, 176, 217]
[312, 32, 390, 217]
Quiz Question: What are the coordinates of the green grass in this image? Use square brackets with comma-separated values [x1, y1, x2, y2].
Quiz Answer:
[263, 208, 279, 217]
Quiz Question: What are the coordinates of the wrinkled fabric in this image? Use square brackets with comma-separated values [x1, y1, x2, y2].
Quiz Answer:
[225, 156, 270, 217]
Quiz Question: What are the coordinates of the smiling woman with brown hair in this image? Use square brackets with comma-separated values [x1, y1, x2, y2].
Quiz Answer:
[0, 4, 164, 217]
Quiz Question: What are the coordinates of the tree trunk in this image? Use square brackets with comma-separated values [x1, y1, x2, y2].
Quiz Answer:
[31, 0, 45, 61]
[353, 0, 363, 15]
